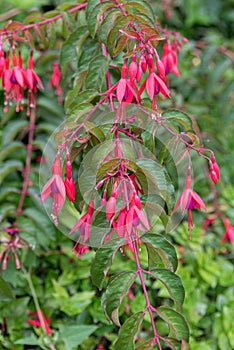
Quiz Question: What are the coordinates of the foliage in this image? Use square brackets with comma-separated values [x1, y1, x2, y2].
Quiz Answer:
[0, 0, 233, 349]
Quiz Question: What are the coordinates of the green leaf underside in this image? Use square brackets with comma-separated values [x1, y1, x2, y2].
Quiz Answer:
[162, 109, 193, 131]
[105, 270, 137, 326]
[0, 276, 14, 300]
[115, 312, 145, 350]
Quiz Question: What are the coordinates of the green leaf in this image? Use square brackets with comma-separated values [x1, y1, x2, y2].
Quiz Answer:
[157, 306, 189, 342]
[0, 275, 14, 301]
[0, 160, 23, 185]
[99, 9, 122, 45]
[162, 109, 193, 131]
[123, 0, 155, 24]
[61, 291, 95, 316]
[86, 0, 100, 19]
[115, 312, 144, 350]
[59, 324, 98, 350]
[0, 141, 25, 162]
[84, 121, 105, 142]
[136, 158, 167, 192]
[85, 54, 111, 92]
[91, 239, 124, 289]
[141, 233, 178, 272]
[105, 270, 137, 326]
[2, 120, 28, 146]
[107, 14, 149, 57]
[87, 2, 115, 38]
[66, 89, 98, 113]
[60, 26, 87, 73]
[14, 335, 39, 345]
[150, 269, 185, 309]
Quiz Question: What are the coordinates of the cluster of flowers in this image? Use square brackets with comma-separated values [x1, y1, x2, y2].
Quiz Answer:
[0, 43, 44, 115]
[104, 37, 186, 110]
[0, 41, 63, 114]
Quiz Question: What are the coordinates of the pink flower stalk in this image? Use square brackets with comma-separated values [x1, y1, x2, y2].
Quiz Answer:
[162, 41, 180, 76]
[48, 63, 63, 104]
[172, 174, 207, 239]
[221, 218, 234, 245]
[70, 199, 94, 242]
[26, 309, 52, 336]
[41, 154, 66, 226]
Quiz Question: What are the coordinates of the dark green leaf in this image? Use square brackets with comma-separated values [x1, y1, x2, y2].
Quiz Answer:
[106, 271, 137, 326]
[0, 141, 25, 162]
[0, 275, 14, 300]
[2, 120, 28, 146]
[87, 2, 115, 38]
[91, 239, 124, 289]
[141, 233, 178, 272]
[85, 54, 111, 92]
[115, 312, 144, 350]
[150, 269, 185, 309]
[162, 109, 193, 131]
[99, 9, 122, 45]
[157, 306, 189, 342]
[0, 160, 23, 185]
[123, 0, 155, 24]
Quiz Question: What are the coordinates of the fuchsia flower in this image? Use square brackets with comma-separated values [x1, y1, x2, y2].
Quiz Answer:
[70, 199, 94, 243]
[41, 154, 66, 226]
[138, 52, 170, 108]
[48, 63, 63, 104]
[72, 242, 89, 257]
[0, 41, 4, 78]
[103, 59, 139, 104]
[0, 228, 26, 270]
[209, 155, 220, 184]
[162, 41, 180, 76]
[173, 173, 207, 239]
[26, 309, 52, 336]
[221, 218, 234, 245]
[63, 153, 76, 203]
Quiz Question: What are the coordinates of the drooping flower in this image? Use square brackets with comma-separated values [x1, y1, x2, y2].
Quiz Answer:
[102, 60, 139, 104]
[0, 231, 26, 270]
[41, 154, 66, 226]
[209, 155, 220, 184]
[63, 152, 76, 203]
[24, 50, 44, 115]
[138, 52, 170, 108]
[70, 199, 94, 243]
[221, 218, 234, 245]
[48, 63, 63, 104]
[172, 173, 207, 239]
[26, 309, 52, 336]
[162, 41, 180, 77]
[72, 242, 89, 257]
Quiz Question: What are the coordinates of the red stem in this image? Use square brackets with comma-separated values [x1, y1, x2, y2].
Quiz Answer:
[1, 3, 87, 37]
[132, 240, 162, 350]
[17, 107, 36, 217]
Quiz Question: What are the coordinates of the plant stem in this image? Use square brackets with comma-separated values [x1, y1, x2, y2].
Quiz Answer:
[1, 3, 87, 37]
[17, 107, 36, 217]
[132, 240, 162, 350]
[22, 267, 47, 336]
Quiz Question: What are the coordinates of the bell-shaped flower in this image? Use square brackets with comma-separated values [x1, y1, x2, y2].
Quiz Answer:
[70, 200, 94, 243]
[41, 154, 66, 226]
[172, 174, 206, 239]
[221, 218, 234, 245]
